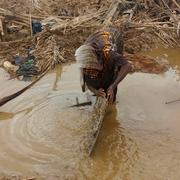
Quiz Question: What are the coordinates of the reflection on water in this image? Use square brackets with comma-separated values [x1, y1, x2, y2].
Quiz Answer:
[0, 48, 180, 179]
[143, 47, 180, 67]
[52, 65, 62, 91]
[0, 112, 14, 120]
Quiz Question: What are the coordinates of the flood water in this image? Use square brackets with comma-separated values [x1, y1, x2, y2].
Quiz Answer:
[0, 48, 180, 179]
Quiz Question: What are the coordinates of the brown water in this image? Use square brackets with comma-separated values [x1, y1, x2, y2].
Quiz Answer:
[0, 48, 180, 179]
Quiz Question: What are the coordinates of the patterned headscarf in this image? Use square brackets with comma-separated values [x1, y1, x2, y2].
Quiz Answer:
[75, 44, 103, 70]
[75, 31, 115, 70]
[85, 31, 113, 61]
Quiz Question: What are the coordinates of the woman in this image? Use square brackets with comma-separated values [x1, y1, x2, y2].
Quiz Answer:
[75, 31, 131, 103]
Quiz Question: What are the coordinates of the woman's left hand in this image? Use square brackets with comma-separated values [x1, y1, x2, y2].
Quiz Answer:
[107, 86, 114, 103]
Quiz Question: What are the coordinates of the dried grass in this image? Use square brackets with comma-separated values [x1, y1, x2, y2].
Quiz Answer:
[0, 0, 180, 75]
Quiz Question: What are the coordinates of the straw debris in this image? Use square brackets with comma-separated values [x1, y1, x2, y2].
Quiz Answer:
[0, 0, 179, 76]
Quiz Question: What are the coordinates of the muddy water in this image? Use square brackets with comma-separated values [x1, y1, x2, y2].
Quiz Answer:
[0, 48, 180, 179]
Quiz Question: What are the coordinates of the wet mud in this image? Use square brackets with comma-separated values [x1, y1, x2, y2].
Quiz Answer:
[0, 48, 180, 179]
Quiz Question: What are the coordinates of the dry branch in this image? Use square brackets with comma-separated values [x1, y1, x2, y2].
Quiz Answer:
[172, 0, 180, 9]
[33, 31, 67, 72]
[50, 10, 105, 33]
[103, 0, 122, 26]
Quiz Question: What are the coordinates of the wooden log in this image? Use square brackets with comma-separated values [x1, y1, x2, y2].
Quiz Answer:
[103, 0, 135, 26]
[85, 97, 108, 156]
[103, 0, 122, 26]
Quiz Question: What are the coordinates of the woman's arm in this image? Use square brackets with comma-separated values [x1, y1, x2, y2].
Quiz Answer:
[111, 63, 131, 89]
[107, 63, 131, 102]
[80, 68, 85, 92]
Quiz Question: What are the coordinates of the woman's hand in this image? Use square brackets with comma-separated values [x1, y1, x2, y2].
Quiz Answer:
[107, 86, 114, 103]
[95, 88, 106, 98]
[87, 85, 106, 98]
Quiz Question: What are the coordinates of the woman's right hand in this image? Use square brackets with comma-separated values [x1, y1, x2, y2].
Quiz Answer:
[95, 88, 106, 98]
[87, 85, 106, 98]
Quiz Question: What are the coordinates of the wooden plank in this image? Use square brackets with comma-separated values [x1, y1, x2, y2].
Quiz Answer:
[85, 97, 108, 156]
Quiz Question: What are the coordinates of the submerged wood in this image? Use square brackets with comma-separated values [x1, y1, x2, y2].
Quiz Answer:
[70, 101, 92, 107]
[165, 98, 180, 104]
[85, 97, 107, 156]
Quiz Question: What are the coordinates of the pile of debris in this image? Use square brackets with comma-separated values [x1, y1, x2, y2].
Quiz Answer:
[0, 0, 179, 79]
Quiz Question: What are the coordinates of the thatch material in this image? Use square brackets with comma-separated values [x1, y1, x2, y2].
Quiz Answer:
[0, 0, 179, 75]
[32, 31, 67, 73]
